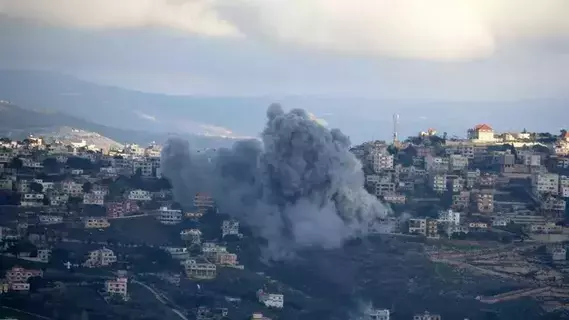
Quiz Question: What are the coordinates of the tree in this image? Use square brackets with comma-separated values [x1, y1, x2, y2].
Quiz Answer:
[30, 182, 44, 193]
[42, 157, 60, 172]
[66, 156, 93, 170]
[9, 157, 23, 170]
[158, 178, 172, 190]
[82, 182, 93, 193]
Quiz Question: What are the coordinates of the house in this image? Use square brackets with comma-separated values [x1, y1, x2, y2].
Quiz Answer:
[84, 217, 110, 229]
[61, 180, 84, 197]
[5, 266, 43, 283]
[184, 259, 216, 280]
[83, 192, 105, 206]
[163, 247, 190, 260]
[221, 220, 241, 238]
[157, 207, 182, 225]
[105, 277, 128, 300]
[552, 247, 567, 261]
[468, 124, 495, 143]
[84, 248, 117, 267]
[106, 200, 140, 218]
[127, 189, 152, 201]
[257, 290, 284, 309]
[476, 190, 494, 214]
[216, 252, 238, 266]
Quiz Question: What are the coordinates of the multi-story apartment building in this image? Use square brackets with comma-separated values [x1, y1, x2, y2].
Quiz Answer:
[49, 193, 69, 206]
[257, 290, 284, 309]
[448, 154, 468, 171]
[560, 176, 569, 198]
[157, 207, 183, 225]
[452, 191, 471, 211]
[61, 180, 84, 197]
[426, 219, 440, 239]
[382, 193, 406, 204]
[476, 190, 494, 214]
[83, 192, 105, 206]
[367, 309, 390, 320]
[556, 157, 569, 169]
[164, 247, 190, 260]
[84, 217, 110, 229]
[413, 311, 442, 320]
[375, 181, 396, 197]
[185, 259, 216, 280]
[38, 215, 64, 225]
[370, 152, 394, 173]
[5, 266, 43, 283]
[479, 173, 496, 188]
[447, 175, 464, 193]
[445, 142, 475, 159]
[533, 173, 560, 195]
[106, 200, 140, 218]
[541, 196, 566, 216]
[409, 218, 427, 236]
[127, 189, 152, 201]
[425, 155, 449, 172]
[430, 174, 447, 193]
[132, 160, 154, 177]
[438, 209, 461, 225]
[216, 252, 238, 266]
[84, 248, 117, 268]
[105, 277, 128, 299]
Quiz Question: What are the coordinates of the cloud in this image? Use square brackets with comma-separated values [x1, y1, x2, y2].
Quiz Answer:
[0, 0, 239, 37]
[2, 0, 568, 60]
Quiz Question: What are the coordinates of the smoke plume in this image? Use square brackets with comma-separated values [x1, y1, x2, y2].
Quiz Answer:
[161, 104, 389, 257]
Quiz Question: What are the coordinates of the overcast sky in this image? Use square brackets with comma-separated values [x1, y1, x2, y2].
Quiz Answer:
[1, 0, 568, 100]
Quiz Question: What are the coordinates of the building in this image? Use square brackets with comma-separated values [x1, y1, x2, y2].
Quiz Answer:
[0, 179, 13, 190]
[409, 218, 427, 236]
[221, 220, 241, 238]
[370, 152, 394, 173]
[184, 259, 216, 280]
[552, 248, 567, 261]
[251, 313, 272, 320]
[157, 207, 183, 225]
[194, 192, 215, 209]
[438, 209, 461, 225]
[367, 309, 390, 320]
[106, 200, 140, 218]
[476, 190, 494, 214]
[452, 191, 470, 211]
[413, 311, 442, 320]
[132, 160, 154, 177]
[127, 189, 152, 201]
[257, 290, 284, 309]
[105, 277, 128, 299]
[382, 193, 406, 204]
[425, 156, 449, 172]
[216, 252, 238, 266]
[560, 176, 569, 198]
[181, 229, 202, 244]
[430, 174, 447, 193]
[84, 217, 110, 229]
[449, 154, 468, 171]
[49, 193, 69, 206]
[61, 180, 83, 197]
[84, 248, 117, 267]
[468, 222, 489, 230]
[164, 247, 190, 260]
[541, 196, 566, 216]
[426, 219, 440, 239]
[375, 181, 396, 197]
[38, 215, 63, 225]
[5, 266, 42, 283]
[533, 173, 560, 196]
[83, 192, 105, 206]
[468, 124, 495, 143]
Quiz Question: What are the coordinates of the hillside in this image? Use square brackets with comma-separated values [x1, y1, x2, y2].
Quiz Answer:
[0, 101, 235, 149]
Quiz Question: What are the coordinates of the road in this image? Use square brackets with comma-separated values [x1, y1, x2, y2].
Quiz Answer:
[131, 279, 189, 320]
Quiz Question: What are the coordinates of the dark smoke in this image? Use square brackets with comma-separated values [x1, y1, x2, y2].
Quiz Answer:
[161, 104, 389, 257]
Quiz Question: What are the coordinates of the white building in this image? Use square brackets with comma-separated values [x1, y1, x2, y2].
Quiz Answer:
[552, 248, 567, 261]
[61, 180, 83, 197]
[430, 174, 447, 193]
[163, 247, 190, 260]
[49, 194, 69, 206]
[257, 290, 284, 309]
[157, 207, 182, 225]
[413, 311, 442, 320]
[221, 220, 240, 238]
[180, 229, 202, 244]
[533, 173, 560, 195]
[367, 309, 390, 320]
[105, 277, 128, 299]
[22, 193, 44, 200]
[184, 259, 216, 279]
[370, 152, 394, 173]
[425, 155, 449, 172]
[468, 124, 495, 143]
[127, 189, 152, 201]
[84, 248, 117, 268]
[438, 209, 461, 225]
[132, 160, 154, 177]
[38, 215, 63, 225]
[84, 217, 110, 229]
[83, 192, 105, 206]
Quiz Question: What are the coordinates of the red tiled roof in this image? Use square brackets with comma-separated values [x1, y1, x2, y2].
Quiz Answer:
[563, 131, 569, 139]
[474, 124, 493, 131]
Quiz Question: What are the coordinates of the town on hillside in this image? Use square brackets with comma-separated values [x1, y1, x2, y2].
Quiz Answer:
[1, 124, 569, 319]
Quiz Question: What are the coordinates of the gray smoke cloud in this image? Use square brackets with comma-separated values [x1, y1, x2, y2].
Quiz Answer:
[161, 104, 389, 257]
